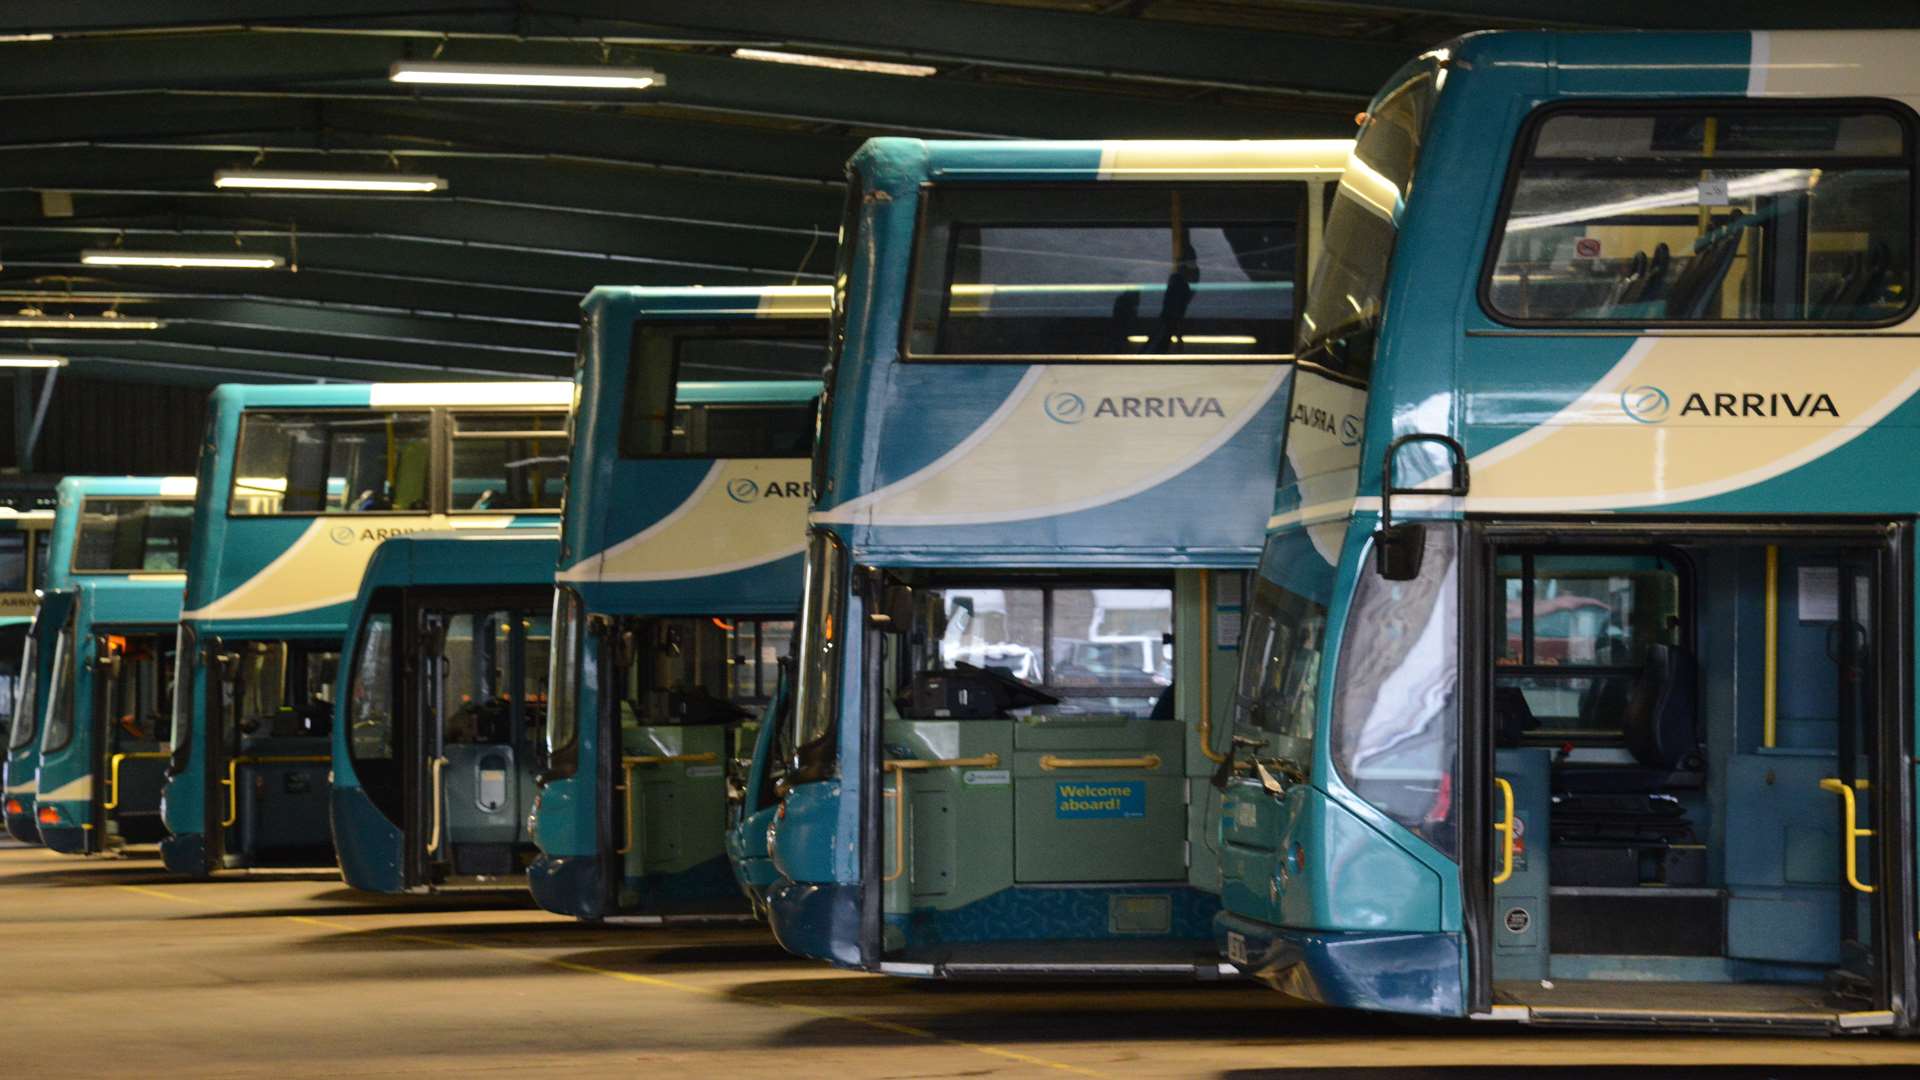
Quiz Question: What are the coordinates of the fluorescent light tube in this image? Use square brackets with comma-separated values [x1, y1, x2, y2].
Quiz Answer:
[0, 314, 164, 330]
[214, 169, 447, 193]
[389, 60, 662, 90]
[730, 48, 936, 78]
[0, 356, 67, 368]
[81, 250, 285, 269]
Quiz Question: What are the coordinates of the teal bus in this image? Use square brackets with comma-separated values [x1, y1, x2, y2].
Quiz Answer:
[1, 507, 57, 841]
[763, 138, 1350, 976]
[529, 285, 825, 921]
[162, 382, 570, 876]
[332, 528, 558, 892]
[6, 485, 179, 845]
[1218, 31, 1920, 1032]
[35, 477, 197, 854]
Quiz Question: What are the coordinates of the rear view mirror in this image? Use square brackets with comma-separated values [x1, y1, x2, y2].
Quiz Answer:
[1374, 523, 1426, 581]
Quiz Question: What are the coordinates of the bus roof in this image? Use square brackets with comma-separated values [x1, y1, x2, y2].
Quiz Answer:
[855, 138, 1355, 184]
[357, 528, 560, 593]
[207, 381, 572, 411]
[583, 285, 831, 321]
[55, 476, 195, 500]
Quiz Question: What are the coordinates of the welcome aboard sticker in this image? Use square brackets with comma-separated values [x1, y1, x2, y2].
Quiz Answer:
[1055, 781, 1146, 819]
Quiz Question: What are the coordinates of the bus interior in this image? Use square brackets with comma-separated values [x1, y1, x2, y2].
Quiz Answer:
[208, 639, 338, 867]
[863, 569, 1237, 975]
[1484, 526, 1899, 1026]
[348, 593, 550, 886]
[90, 630, 176, 847]
[606, 614, 789, 916]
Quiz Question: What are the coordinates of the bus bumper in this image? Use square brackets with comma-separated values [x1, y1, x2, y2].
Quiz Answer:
[527, 852, 604, 920]
[330, 786, 404, 894]
[39, 820, 87, 855]
[1214, 911, 1464, 1018]
[766, 880, 865, 968]
[5, 801, 40, 844]
[160, 832, 210, 877]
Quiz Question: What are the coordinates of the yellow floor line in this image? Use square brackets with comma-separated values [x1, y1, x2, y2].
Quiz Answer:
[121, 884, 1109, 1078]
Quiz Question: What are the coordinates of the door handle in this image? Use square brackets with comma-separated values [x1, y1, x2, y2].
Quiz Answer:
[1038, 754, 1161, 771]
[1491, 777, 1516, 885]
[1819, 777, 1875, 894]
[425, 756, 449, 856]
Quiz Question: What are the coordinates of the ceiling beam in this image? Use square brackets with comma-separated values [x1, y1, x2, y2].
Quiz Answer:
[1295, 0, 1920, 30]
[0, 32, 1365, 135]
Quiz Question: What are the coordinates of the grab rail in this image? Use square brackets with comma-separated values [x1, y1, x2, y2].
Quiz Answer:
[1039, 754, 1161, 771]
[881, 754, 1002, 883]
[1491, 778, 1516, 885]
[103, 751, 171, 811]
[1820, 777, 1875, 894]
[616, 752, 722, 856]
[221, 754, 330, 828]
[424, 756, 449, 856]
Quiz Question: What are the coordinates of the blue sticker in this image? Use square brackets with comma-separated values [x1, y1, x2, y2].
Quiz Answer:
[1055, 781, 1145, 819]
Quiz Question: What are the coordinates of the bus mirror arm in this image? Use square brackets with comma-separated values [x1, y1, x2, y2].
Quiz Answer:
[1210, 733, 1266, 791]
[1375, 433, 1470, 581]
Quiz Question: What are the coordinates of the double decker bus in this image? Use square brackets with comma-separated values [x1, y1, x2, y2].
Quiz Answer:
[764, 138, 1349, 976]
[162, 382, 569, 876]
[529, 285, 824, 921]
[331, 528, 558, 892]
[1219, 31, 1920, 1032]
[34, 477, 196, 854]
[5, 482, 178, 843]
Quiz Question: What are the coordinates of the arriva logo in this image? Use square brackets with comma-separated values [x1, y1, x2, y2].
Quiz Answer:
[332, 525, 427, 545]
[727, 478, 813, 503]
[1043, 392, 1087, 424]
[1047, 390, 1225, 425]
[1620, 384, 1671, 424]
[329, 525, 357, 545]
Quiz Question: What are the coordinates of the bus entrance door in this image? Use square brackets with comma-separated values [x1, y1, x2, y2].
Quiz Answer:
[1478, 527, 1913, 1033]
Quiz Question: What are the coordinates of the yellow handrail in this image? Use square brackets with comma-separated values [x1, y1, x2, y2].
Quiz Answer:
[222, 754, 330, 828]
[1820, 777, 1876, 894]
[424, 756, 449, 856]
[1491, 778, 1516, 885]
[882, 753, 1002, 883]
[1197, 572, 1227, 764]
[615, 752, 723, 856]
[1039, 754, 1161, 771]
[103, 751, 171, 811]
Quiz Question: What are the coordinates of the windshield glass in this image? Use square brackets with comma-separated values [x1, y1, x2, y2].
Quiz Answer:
[8, 633, 37, 750]
[41, 622, 74, 754]
[442, 608, 551, 744]
[225, 641, 337, 740]
[908, 185, 1299, 359]
[615, 616, 790, 729]
[74, 498, 194, 572]
[0, 533, 27, 592]
[99, 633, 177, 745]
[230, 411, 432, 514]
[893, 580, 1173, 718]
[1297, 61, 1438, 381]
[543, 587, 583, 762]
[1488, 106, 1912, 323]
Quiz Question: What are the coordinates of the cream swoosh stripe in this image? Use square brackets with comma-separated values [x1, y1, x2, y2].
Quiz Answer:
[5, 777, 37, 796]
[559, 460, 809, 584]
[1457, 336, 1920, 512]
[814, 365, 1285, 528]
[184, 514, 512, 621]
[39, 775, 91, 803]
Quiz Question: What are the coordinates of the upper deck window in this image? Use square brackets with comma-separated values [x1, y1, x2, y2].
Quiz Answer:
[450, 412, 568, 512]
[73, 499, 194, 572]
[1487, 105, 1914, 324]
[906, 185, 1300, 361]
[1296, 61, 1438, 382]
[231, 411, 433, 515]
[621, 328, 823, 458]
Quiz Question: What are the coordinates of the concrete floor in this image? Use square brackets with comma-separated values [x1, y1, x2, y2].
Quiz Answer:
[5, 845, 1920, 1078]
